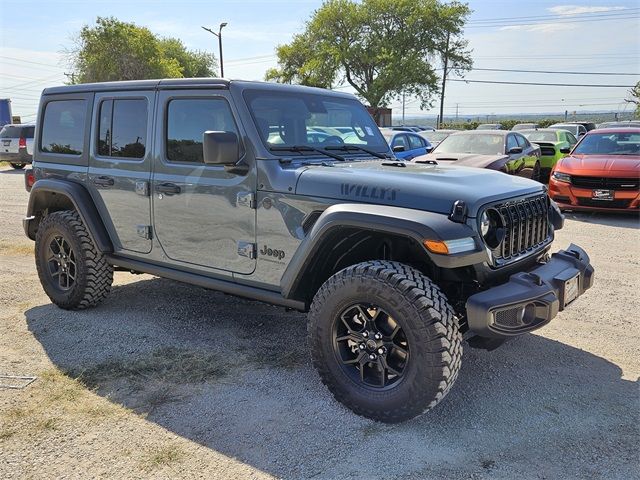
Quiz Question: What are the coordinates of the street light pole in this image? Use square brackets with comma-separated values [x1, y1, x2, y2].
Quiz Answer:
[201, 22, 228, 77]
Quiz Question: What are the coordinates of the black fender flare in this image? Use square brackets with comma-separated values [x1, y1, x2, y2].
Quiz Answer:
[280, 203, 487, 299]
[24, 178, 113, 253]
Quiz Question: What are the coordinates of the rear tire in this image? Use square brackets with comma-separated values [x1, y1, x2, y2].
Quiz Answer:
[10, 163, 25, 169]
[35, 210, 113, 310]
[308, 260, 462, 423]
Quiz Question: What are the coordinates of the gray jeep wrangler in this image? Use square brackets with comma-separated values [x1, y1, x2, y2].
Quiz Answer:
[24, 79, 594, 422]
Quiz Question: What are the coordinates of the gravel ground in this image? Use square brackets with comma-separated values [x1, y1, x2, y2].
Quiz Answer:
[0, 165, 639, 479]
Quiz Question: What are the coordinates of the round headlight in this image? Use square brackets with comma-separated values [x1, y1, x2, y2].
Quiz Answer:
[480, 208, 505, 249]
[480, 211, 490, 236]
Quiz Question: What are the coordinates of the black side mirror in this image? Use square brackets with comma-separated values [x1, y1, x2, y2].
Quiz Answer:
[508, 146, 523, 154]
[203, 131, 239, 165]
[393, 145, 405, 152]
[560, 147, 571, 154]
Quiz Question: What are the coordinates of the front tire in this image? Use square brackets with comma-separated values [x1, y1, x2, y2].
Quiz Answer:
[308, 261, 462, 423]
[35, 210, 113, 310]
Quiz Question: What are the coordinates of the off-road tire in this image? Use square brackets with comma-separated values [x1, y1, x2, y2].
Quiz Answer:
[10, 163, 25, 169]
[35, 210, 113, 310]
[308, 260, 462, 423]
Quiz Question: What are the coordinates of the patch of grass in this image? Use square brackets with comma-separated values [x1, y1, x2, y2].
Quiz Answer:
[71, 347, 230, 389]
[0, 239, 34, 256]
[140, 444, 185, 472]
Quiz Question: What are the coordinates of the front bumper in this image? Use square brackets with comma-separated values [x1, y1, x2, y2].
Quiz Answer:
[466, 244, 594, 338]
[549, 178, 640, 212]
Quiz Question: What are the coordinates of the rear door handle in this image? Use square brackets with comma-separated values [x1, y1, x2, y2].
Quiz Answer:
[156, 182, 181, 195]
[93, 175, 114, 187]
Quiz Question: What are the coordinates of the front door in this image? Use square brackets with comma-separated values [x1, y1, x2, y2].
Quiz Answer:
[88, 91, 154, 254]
[151, 90, 256, 275]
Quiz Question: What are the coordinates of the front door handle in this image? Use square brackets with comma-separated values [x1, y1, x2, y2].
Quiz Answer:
[93, 175, 114, 187]
[156, 182, 181, 195]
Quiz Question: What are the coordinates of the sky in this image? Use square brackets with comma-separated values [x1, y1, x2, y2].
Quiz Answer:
[1, 0, 639, 123]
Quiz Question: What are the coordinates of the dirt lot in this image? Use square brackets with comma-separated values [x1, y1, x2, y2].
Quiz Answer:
[0, 164, 638, 479]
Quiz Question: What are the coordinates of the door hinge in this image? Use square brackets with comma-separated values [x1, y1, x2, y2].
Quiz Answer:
[237, 241, 256, 259]
[237, 192, 256, 209]
[136, 225, 152, 240]
[135, 180, 150, 197]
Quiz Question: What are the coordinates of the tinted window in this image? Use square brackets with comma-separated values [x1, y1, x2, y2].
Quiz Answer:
[408, 134, 424, 149]
[167, 98, 238, 163]
[0, 126, 20, 138]
[97, 99, 147, 158]
[392, 134, 408, 148]
[566, 132, 577, 145]
[515, 134, 529, 148]
[41, 100, 86, 155]
[506, 135, 519, 152]
[572, 132, 640, 155]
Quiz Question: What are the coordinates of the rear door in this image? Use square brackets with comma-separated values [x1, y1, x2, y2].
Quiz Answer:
[87, 91, 155, 254]
[151, 90, 256, 275]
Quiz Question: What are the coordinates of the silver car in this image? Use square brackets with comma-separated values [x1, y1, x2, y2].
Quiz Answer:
[0, 124, 35, 169]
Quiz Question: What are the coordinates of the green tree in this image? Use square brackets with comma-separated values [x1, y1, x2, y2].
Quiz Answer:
[68, 17, 216, 83]
[265, 0, 471, 113]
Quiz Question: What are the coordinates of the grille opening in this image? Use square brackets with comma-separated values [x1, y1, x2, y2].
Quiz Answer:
[489, 194, 551, 264]
[571, 176, 639, 191]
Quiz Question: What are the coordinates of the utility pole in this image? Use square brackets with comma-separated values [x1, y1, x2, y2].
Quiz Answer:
[402, 91, 406, 124]
[202, 22, 228, 77]
[438, 31, 450, 128]
[455, 103, 459, 122]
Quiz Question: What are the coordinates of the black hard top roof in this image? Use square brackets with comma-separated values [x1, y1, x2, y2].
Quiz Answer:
[41, 78, 356, 100]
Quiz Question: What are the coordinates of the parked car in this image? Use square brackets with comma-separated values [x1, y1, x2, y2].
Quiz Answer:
[521, 128, 578, 183]
[511, 123, 539, 131]
[417, 129, 457, 148]
[596, 121, 640, 129]
[567, 121, 596, 132]
[414, 130, 542, 181]
[380, 128, 432, 159]
[549, 128, 640, 212]
[548, 123, 587, 138]
[0, 123, 35, 169]
[476, 123, 503, 130]
[23, 78, 594, 423]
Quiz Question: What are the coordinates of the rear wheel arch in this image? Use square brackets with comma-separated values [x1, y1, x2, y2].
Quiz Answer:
[25, 179, 113, 253]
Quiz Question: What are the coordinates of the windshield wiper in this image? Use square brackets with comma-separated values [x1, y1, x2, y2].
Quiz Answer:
[324, 144, 390, 159]
[269, 145, 346, 161]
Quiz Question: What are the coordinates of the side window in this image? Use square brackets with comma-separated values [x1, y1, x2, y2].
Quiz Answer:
[515, 134, 529, 148]
[566, 132, 577, 145]
[408, 134, 423, 149]
[166, 98, 238, 163]
[40, 99, 86, 155]
[391, 134, 408, 149]
[97, 98, 147, 159]
[506, 134, 519, 152]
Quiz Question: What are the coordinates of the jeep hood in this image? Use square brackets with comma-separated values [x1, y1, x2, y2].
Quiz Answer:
[294, 160, 543, 217]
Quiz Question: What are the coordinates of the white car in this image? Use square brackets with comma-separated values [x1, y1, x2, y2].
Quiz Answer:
[548, 123, 587, 138]
[0, 124, 35, 169]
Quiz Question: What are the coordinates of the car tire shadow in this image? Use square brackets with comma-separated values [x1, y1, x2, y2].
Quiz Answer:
[25, 276, 639, 479]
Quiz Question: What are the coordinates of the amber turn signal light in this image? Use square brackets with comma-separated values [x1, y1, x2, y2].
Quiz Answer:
[423, 239, 449, 254]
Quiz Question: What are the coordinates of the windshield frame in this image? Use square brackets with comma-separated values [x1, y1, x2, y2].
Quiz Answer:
[242, 89, 390, 157]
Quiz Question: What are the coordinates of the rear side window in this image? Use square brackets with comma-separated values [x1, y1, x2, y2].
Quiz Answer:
[166, 98, 238, 163]
[515, 134, 529, 148]
[97, 98, 147, 159]
[41, 100, 86, 155]
[506, 135, 519, 152]
[408, 134, 424, 149]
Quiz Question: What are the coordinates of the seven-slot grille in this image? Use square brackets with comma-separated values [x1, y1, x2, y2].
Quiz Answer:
[491, 194, 550, 263]
[570, 175, 639, 191]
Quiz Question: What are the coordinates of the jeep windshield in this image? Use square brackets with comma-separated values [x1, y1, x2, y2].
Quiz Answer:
[244, 89, 389, 156]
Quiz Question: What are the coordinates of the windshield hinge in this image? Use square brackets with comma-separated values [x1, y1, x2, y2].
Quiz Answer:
[237, 192, 256, 209]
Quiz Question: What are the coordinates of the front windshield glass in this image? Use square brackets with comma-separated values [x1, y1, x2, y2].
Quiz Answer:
[432, 133, 505, 155]
[572, 132, 640, 155]
[244, 89, 388, 153]
[549, 125, 578, 136]
[421, 131, 451, 143]
[522, 130, 557, 142]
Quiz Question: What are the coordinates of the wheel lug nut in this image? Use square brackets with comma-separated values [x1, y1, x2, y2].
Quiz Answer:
[374, 333, 382, 340]
[362, 331, 368, 338]
[369, 353, 377, 360]
[378, 347, 385, 355]
[359, 343, 365, 350]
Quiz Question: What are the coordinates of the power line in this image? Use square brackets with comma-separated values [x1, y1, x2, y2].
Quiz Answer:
[0, 55, 64, 70]
[467, 8, 640, 24]
[470, 68, 640, 76]
[448, 79, 634, 88]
